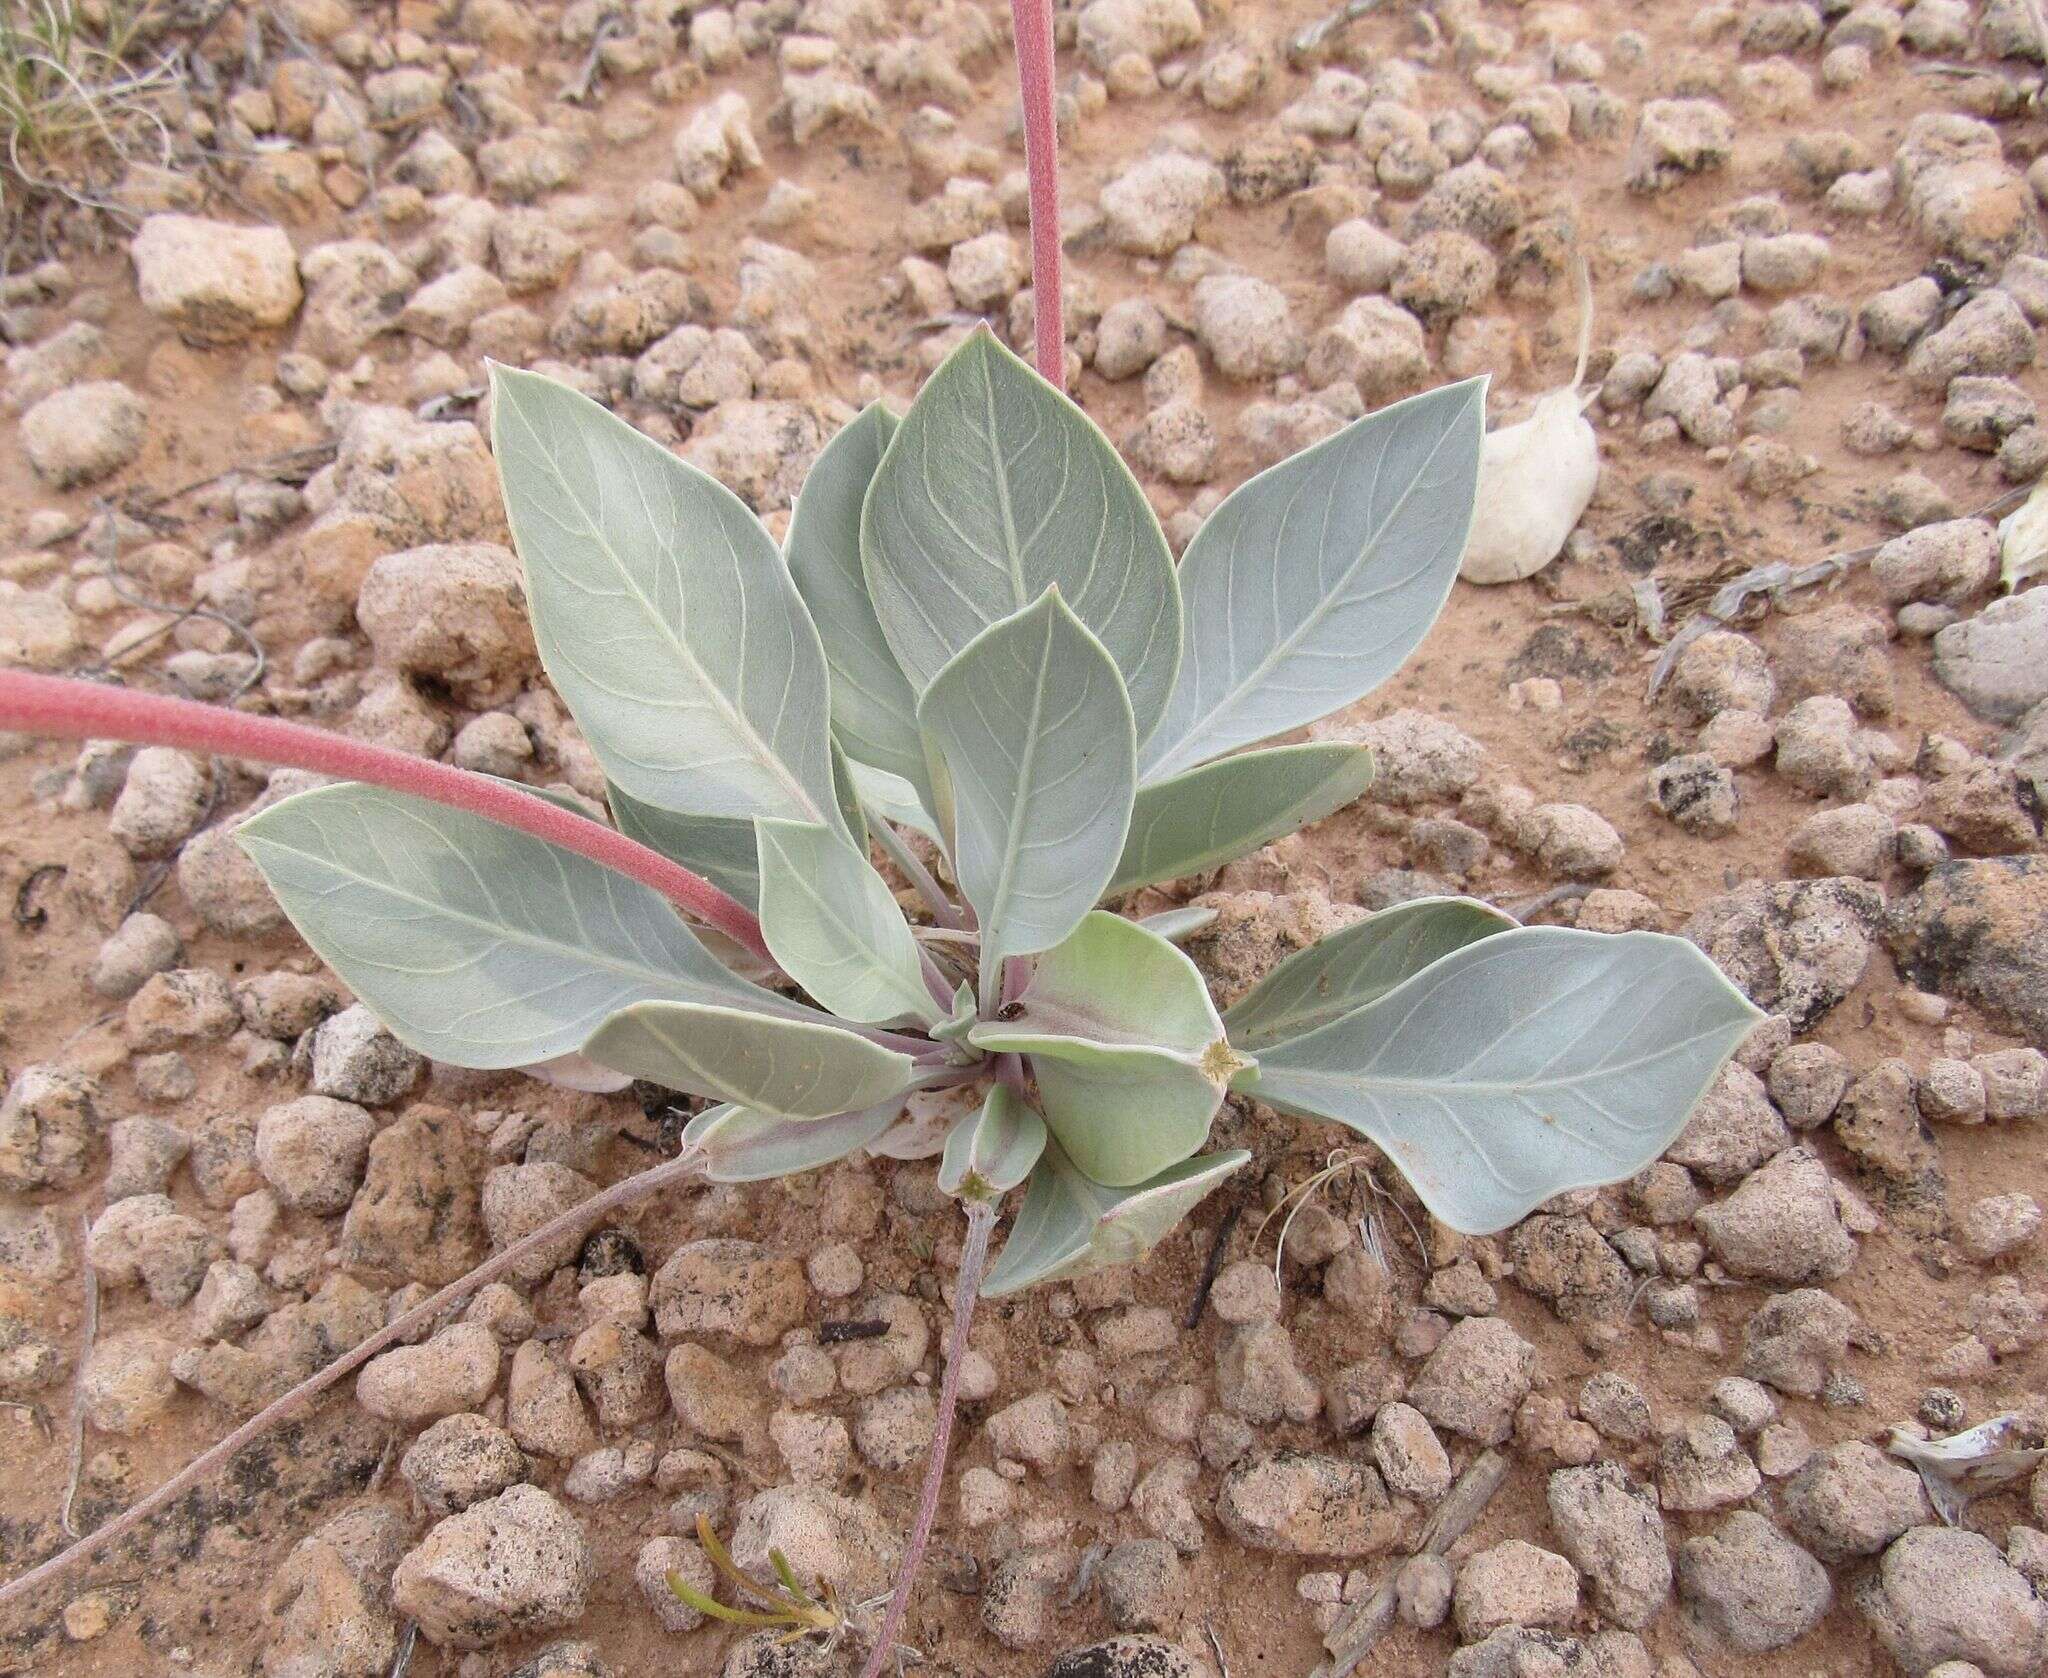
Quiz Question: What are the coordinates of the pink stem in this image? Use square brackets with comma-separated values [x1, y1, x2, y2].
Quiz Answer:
[0, 1148, 708, 1614]
[0, 670, 773, 963]
[857, 1196, 998, 1678]
[1008, 0, 1063, 385]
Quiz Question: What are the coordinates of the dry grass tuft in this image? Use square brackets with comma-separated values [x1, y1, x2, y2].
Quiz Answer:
[0, 0, 180, 225]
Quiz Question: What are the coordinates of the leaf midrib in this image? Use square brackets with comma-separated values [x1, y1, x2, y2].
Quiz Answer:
[242, 831, 750, 1006]
[1149, 397, 1470, 776]
[505, 384, 829, 826]
[762, 831, 932, 1021]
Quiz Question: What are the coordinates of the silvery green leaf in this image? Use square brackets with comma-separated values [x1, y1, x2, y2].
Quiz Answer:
[862, 328, 1181, 744]
[981, 1144, 1250, 1297]
[846, 761, 941, 843]
[970, 912, 1246, 1186]
[583, 999, 916, 1118]
[236, 783, 781, 1070]
[521, 1052, 635, 1093]
[937, 1084, 1047, 1201]
[1240, 926, 1763, 1234]
[1136, 905, 1218, 943]
[684, 1101, 904, 1182]
[609, 747, 867, 913]
[1111, 743, 1375, 893]
[930, 982, 979, 1044]
[787, 402, 938, 806]
[755, 818, 939, 1027]
[918, 590, 1137, 1004]
[1141, 379, 1487, 780]
[1224, 895, 1518, 1052]
[611, 784, 763, 911]
[490, 365, 843, 831]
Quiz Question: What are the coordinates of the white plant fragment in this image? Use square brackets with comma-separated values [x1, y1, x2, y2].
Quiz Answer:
[1459, 257, 1600, 587]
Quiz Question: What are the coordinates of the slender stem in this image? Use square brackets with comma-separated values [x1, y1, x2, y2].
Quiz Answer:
[0, 1149, 708, 1614]
[870, 816, 964, 932]
[0, 670, 772, 963]
[1008, 0, 1063, 385]
[856, 1197, 998, 1678]
[916, 945, 958, 1015]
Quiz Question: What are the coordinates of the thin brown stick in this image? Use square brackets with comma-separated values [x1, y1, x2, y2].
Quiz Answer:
[856, 1197, 998, 1678]
[0, 1148, 706, 1615]
[1312, 1448, 1510, 1678]
[1184, 1200, 1243, 1329]
[60, 1216, 96, 1540]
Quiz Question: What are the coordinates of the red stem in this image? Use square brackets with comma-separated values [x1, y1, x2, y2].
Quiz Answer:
[856, 1196, 998, 1678]
[0, 670, 773, 963]
[1009, 0, 1063, 385]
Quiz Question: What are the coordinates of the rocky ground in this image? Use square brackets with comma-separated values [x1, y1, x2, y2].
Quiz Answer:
[4, 0, 2048, 1674]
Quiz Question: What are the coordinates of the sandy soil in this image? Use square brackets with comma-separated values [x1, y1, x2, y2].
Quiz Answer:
[1, 0, 2046, 1674]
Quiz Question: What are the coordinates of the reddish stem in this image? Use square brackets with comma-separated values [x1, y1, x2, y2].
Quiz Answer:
[856, 1196, 998, 1678]
[0, 1148, 707, 1614]
[1009, 0, 1064, 385]
[0, 670, 772, 963]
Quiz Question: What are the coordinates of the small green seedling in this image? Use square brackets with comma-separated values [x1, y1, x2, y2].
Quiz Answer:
[669, 1515, 847, 1644]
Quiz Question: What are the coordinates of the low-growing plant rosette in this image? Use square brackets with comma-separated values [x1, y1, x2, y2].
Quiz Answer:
[0, 325, 1762, 1651]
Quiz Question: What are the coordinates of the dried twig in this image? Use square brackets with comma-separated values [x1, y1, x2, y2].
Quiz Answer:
[1184, 1200, 1243, 1328]
[1204, 1618, 1231, 1678]
[0, 1148, 708, 1613]
[1063, 1541, 1106, 1607]
[60, 1217, 97, 1541]
[1312, 1449, 1510, 1678]
[1641, 482, 2034, 698]
[1286, 0, 1388, 64]
[558, 11, 621, 103]
[13, 864, 65, 928]
[818, 1319, 889, 1344]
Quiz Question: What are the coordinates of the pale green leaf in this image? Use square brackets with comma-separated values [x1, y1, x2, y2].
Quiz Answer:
[1141, 380, 1487, 781]
[1017, 1044, 1222, 1190]
[490, 365, 842, 830]
[755, 818, 938, 1026]
[1223, 895, 1518, 1052]
[786, 403, 934, 807]
[1136, 905, 1218, 944]
[929, 982, 978, 1044]
[235, 783, 783, 1069]
[918, 591, 1136, 1005]
[608, 747, 867, 913]
[583, 1000, 917, 1118]
[970, 912, 1245, 1186]
[1240, 926, 1764, 1234]
[1111, 743, 1375, 893]
[973, 911, 1223, 1051]
[611, 784, 762, 911]
[846, 761, 941, 844]
[863, 328, 1182, 744]
[937, 1083, 1046, 1200]
[683, 1101, 904, 1182]
[981, 1144, 1250, 1297]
